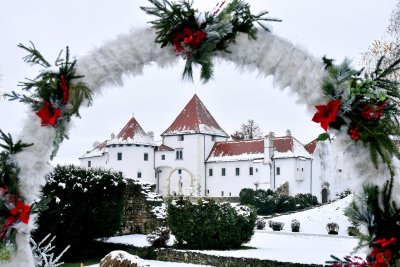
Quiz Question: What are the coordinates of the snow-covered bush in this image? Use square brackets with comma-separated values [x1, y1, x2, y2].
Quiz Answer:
[34, 165, 126, 260]
[146, 227, 170, 247]
[270, 221, 284, 231]
[167, 198, 256, 249]
[335, 189, 352, 200]
[291, 219, 300, 232]
[294, 193, 318, 209]
[239, 188, 318, 215]
[326, 222, 340, 235]
[256, 219, 266, 230]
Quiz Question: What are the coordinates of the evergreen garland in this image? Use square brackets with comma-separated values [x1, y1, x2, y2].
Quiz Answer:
[313, 57, 400, 173]
[141, 0, 281, 82]
[0, 131, 32, 261]
[4, 42, 93, 159]
[341, 177, 400, 266]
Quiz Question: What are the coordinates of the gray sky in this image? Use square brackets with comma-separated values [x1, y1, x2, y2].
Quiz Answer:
[0, 0, 396, 165]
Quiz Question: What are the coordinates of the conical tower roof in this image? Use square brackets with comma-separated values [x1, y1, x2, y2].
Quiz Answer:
[162, 94, 228, 137]
[108, 115, 156, 146]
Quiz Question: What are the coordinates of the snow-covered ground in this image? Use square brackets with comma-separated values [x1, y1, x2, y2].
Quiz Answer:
[102, 196, 366, 266]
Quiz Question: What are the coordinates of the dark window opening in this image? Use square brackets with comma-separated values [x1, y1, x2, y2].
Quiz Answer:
[117, 152, 122, 161]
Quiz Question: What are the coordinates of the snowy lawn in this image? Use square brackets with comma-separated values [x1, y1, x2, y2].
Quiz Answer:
[104, 196, 366, 265]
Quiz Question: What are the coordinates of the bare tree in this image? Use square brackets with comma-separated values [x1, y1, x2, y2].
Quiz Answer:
[362, 1, 400, 80]
[231, 119, 263, 140]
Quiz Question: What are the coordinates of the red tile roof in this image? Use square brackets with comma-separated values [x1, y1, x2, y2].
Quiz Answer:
[158, 144, 174, 151]
[273, 136, 293, 153]
[162, 94, 228, 137]
[207, 135, 311, 162]
[207, 139, 264, 162]
[305, 140, 317, 155]
[108, 116, 155, 145]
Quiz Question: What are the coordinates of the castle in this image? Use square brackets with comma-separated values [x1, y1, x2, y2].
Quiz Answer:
[79, 94, 337, 202]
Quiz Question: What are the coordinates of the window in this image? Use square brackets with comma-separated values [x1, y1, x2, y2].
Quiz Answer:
[144, 145, 148, 148]
[161, 155, 165, 160]
[176, 149, 183, 160]
[235, 168, 240, 176]
[144, 153, 149, 161]
[209, 168, 213, 176]
[229, 192, 232, 197]
[276, 167, 281, 175]
[119, 144, 123, 147]
[221, 168, 226, 176]
[117, 152, 122, 161]
[301, 168, 304, 172]
[88, 161, 91, 168]
[136, 144, 140, 147]
[249, 167, 253, 175]
[256, 168, 258, 173]
[207, 190, 210, 195]
[178, 169, 182, 174]
[112, 144, 116, 148]
[211, 135, 216, 141]
[178, 135, 184, 141]
[221, 191, 224, 197]
[137, 172, 142, 178]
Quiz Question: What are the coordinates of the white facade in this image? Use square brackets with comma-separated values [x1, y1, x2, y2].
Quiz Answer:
[79, 95, 325, 199]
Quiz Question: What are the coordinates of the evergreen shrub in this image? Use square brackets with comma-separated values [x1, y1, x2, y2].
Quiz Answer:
[239, 188, 319, 215]
[167, 198, 257, 249]
[34, 165, 126, 260]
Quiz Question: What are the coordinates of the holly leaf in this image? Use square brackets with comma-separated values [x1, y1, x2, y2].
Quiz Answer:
[316, 133, 331, 141]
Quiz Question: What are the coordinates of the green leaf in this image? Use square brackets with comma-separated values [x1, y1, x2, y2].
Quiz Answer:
[316, 133, 330, 141]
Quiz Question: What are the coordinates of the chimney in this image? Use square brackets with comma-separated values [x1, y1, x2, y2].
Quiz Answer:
[264, 132, 275, 165]
[286, 129, 291, 137]
[147, 131, 154, 140]
[111, 132, 115, 139]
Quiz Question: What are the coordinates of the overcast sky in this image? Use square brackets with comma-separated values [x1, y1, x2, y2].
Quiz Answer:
[0, 0, 396, 165]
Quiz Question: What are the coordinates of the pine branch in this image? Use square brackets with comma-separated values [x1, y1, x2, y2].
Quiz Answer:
[0, 129, 33, 154]
[18, 42, 51, 68]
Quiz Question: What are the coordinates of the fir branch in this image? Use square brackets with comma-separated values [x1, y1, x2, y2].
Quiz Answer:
[18, 42, 51, 68]
[0, 130, 33, 154]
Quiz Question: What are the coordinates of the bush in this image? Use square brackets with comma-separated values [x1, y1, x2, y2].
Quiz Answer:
[291, 219, 300, 232]
[34, 165, 126, 260]
[326, 222, 339, 235]
[270, 221, 284, 231]
[256, 219, 266, 230]
[167, 198, 256, 249]
[239, 189, 318, 215]
[275, 195, 297, 213]
[294, 193, 318, 209]
[146, 227, 170, 247]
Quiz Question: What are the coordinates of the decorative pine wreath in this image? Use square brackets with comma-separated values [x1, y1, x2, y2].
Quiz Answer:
[1, 0, 399, 266]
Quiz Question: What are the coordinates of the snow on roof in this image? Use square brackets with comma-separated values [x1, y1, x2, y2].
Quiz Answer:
[162, 94, 229, 137]
[79, 140, 108, 159]
[207, 135, 311, 163]
[273, 136, 312, 159]
[207, 139, 264, 163]
[108, 116, 156, 146]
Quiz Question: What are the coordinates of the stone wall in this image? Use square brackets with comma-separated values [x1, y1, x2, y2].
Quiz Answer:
[121, 179, 164, 234]
[174, 196, 240, 203]
[97, 242, 323, 267]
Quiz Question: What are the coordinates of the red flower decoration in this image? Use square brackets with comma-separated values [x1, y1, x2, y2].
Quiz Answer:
[36, 101, 62, 127]
[361, 102, 387, 120]
[376, 237, 396, 248]
[312, 99, 341, 131]
[59, 75, 69, 104]
[10, 200, 31, 224]
[172, 28, 207, 53]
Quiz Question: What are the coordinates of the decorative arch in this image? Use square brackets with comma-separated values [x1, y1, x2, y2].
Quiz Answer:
[4, 6, 399, 265]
